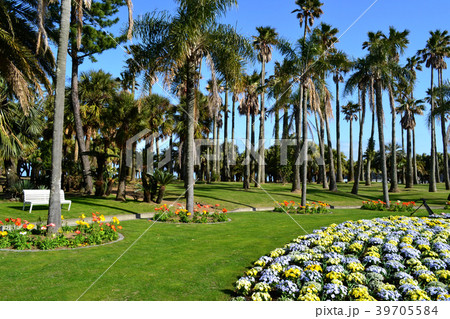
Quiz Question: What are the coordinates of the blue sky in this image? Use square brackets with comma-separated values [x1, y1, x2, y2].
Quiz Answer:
[75, 0, 450, 157]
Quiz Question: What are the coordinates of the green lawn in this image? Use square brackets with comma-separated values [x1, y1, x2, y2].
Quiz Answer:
[0, 209, 425, 301]
[0, 181, 448, 221]
[0, 181, 446, 300]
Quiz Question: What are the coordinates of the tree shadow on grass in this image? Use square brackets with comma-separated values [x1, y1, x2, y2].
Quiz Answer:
[70, 197, 140, 215]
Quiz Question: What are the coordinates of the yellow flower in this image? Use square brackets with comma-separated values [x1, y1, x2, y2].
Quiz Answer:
[80, 214, 86, 219]
[27, 224, 35, 230]
[61, 215, 64, 220]
[100, 215, 105, 222]
[112, 217, 120, 224]
[0, 231, 7, 237]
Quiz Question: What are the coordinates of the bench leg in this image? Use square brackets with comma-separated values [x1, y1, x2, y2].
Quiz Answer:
[23, 203, 25, 211]
[29, 204, 33, 214]
[68, 202, 71, 211]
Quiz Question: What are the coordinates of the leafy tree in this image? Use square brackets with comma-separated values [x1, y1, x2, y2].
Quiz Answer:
[133, 0, 247, 213]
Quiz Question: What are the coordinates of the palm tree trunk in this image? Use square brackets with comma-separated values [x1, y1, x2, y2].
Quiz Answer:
[439, 69, 450, 190]
[375, 78, 390, 207]
[301, 88, 308, 205]
[349, 117, 354, 181]
[184, 59, 196, 213]
[274, 107, 280, 183]
[223, 87, 230, 181]
[325, 114, 337, 191]
[116, 146, 127, 201]
[258, 61, 266, 185]
[206, 145, 211, 183]
[366, 79, 375, 186]
[48, 0, 71, 233]
[314, 112, 322, 184]
[388, 85, 398, 192]
[335, 80, 343, 182]
[212, 115, 217, 181]
[244, 109, 250, 190]
[282, 105, 289, 184]
[352, 87, 366, 194]
[320, 116, 328, 189]
[429, 66, 437, 192]
[71, 49, 93, 195]
[405, 128, 413, 188]
[413, 127, 418, 184]
[231, 94, 236, 182]
[292, 85, 303, 192]
[251, 113, 256, 185]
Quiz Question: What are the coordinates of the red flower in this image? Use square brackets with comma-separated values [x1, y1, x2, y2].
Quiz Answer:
[215, 204, 220, 207]
[5, 218, 9, 222]
[222, 208, 227, 213]
[75, 230, 81, 235]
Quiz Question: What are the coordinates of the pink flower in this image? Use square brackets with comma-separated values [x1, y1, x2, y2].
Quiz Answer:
[47, 223, 56, 227]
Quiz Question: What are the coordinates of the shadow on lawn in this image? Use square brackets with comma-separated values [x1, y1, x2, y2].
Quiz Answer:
[70, 197, 141, 215]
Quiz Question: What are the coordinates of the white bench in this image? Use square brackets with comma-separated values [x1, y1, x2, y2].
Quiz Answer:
[22, 189, 72, 214]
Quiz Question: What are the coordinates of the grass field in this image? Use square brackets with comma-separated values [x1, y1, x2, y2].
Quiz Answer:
[0, 181, 448, 221]
[0, 181, 446, 301]
[0, 209, 423, 301]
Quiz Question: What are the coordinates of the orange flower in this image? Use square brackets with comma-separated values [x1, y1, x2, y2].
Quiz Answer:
[222, 208, 227, 213]
[215, 204, 220, 207]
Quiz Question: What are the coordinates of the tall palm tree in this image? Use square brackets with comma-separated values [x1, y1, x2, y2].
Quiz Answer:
[290, 0, 324, 198]
[47, 0, 72, 234]
[345, 57, 371, 194]
[133, 0, 248, 213]
[342, 101, 361, 181]
[363, 32, 392, 207]
[329, 50, 351, 182]
[405, 55, 423, 184]
[383, 26, 410, 193]
[418, 30, 450, 192]
[253, 26, 278, 185]
[313, 22, 338, 188]
[239, 72, 260, 190]
[396, 95, 425, 188]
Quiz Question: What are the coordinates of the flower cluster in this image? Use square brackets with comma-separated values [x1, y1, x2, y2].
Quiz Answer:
[274, 200, 331, 215]
[234, 216, 450, 301]
[361, 200, 416, 213]
[0, 212, 122, 250]
[153, 203, 228, 223]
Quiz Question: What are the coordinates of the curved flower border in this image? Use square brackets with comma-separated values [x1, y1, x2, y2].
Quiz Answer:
[234, 216, 450, 301]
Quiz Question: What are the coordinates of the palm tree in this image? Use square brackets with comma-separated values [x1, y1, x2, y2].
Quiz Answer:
[290, 0, 324, 198]
[342, 102, 361, 181]
[363, 32, 392, 207]
[396, 95, 425, 188]
[418, 30, 450, 192]
[313, 22, 338, 188]
[329, 51, 351, 182]
[253, 26, 279, 185]
[47, 0, 72, 234]
[239, 72, 260, 190]
[153, 169, 176, 204]
[405, 55, 423, 184]
[345, 57, 371, 194]
[0, 81, 44, 192]
[133, 1, 248, 213]
[0, 0, 54, 111]
[383, 27, 410, 193]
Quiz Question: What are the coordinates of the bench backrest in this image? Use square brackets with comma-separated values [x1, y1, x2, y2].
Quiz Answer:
[23, 189, 66, 201]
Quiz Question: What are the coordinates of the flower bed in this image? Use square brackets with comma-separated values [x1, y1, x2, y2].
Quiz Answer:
[274, 201, 331, 214]
[233, 216, 450, 301]
[361, 200, 416, 213]
[0, 213, 122, 250]
[152, 203, 229, 223]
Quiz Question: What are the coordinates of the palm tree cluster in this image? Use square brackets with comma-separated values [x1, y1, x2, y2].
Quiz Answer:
[2, 0, 450, 230]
